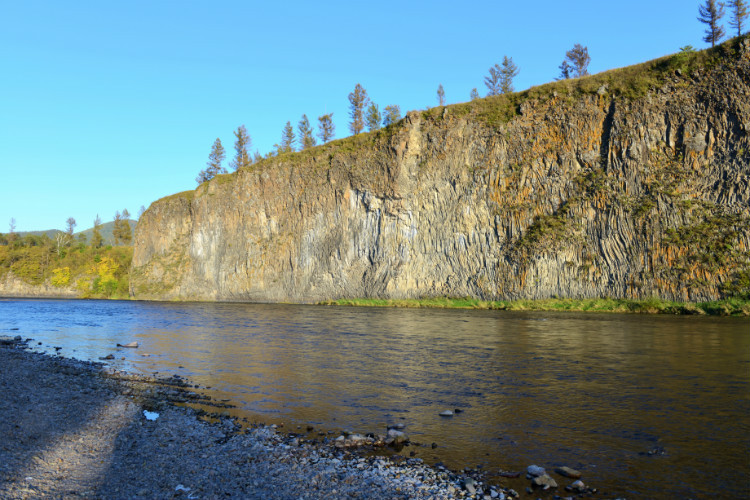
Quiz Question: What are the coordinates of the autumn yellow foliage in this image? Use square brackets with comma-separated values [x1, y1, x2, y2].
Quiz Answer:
[50, 267, 71, 287]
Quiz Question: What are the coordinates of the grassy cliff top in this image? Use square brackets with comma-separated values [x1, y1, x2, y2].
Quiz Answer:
[439, 36, 746, 128]
[151, 36, 746, 208]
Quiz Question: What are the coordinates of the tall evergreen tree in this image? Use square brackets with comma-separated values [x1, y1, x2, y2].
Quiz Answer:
[280, 121, 295, 153]
[208, 138, 226, 175]
[437, 84, 445, 106]
[230, 125, 252, 171]
[728, 0, 749, 36]
[197, 137, 227, 183]
[557, 60, 572, 80]
[112, 211, 122, 245]
[499, 55, 519, 94]
[564, 44, 591, 77]
[365, 102, 381, 131]
[298, 114, 316, 150]
[698, 0, 726, 46]
[470, 88, 479, 100]
[8, 218, 17, 244]
[348, 83, 369, 135]
[383, 105, 401, 126]
[253, 150, 263, 163]
[484, 64, 502, 96]
[119, 209, 132, 245]
[91, 215, 103, 248]
[65, 218, 76, 240]
[318, 113, 335, 143]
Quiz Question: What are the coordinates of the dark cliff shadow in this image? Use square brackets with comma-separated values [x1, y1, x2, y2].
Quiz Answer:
[0, 347, 129, 497]
[599, 99, 617, 170]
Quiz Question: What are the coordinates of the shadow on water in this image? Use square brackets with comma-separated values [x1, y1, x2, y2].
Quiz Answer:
[1, 299, 749, 498]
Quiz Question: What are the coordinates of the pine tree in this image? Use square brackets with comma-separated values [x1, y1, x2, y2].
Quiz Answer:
[565, 44, 591, 77]
[318, 113, 335, 143]
[112, 211, 122, 245]
[197, 137, 227, 183]
[557, 60, 572, 80]
[8, 218, 17, 243]
[383, 105, 401, 126]
[65, 217, 76, 248]
[499, 56, 519, 94]
[437, 84, 445, 106]
[366, 102, 381, 131]
[298, 114, 316, 150]
[484, 64, 502, 96]
[470, 88, 479, 100]
[728, 0, 748, 36]
[698, 0, 726, 47]
[65, 217, 76, 236]
[91, 215, 103, 248]
[230, 125, 252, 171]
[120, 209, 132, 245]
[348, 83, 369, 135]
[253, 150, 263, 163]
[280, 121, 295, 153]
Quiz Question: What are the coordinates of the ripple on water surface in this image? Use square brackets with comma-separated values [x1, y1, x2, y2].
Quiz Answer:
[1, 298, 748, 498]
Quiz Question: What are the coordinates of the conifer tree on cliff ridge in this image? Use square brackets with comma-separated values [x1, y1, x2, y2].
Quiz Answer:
[698, 0, 726, 47]
[728, 0, 749, 36]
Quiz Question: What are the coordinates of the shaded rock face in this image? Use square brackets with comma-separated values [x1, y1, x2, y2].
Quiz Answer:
[131, 48, 750, 303]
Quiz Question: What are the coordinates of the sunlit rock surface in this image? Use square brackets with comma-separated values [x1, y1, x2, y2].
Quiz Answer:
[131, 42, 750, 303]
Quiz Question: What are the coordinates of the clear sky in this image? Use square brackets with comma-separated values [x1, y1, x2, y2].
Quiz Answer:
[1, 0, 720, 232]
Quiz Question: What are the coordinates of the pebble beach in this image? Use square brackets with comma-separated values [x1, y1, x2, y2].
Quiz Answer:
[0, 336, 550, 499]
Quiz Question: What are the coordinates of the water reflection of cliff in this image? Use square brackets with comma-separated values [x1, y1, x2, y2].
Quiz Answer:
[132, 303, 750, 498]
[2, 299, 748, 498]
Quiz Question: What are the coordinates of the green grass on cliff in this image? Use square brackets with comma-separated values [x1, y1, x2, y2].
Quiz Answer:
[441, 36, 746, 129]
[171, 37, 747, 208]
[320, 297, 750, 316]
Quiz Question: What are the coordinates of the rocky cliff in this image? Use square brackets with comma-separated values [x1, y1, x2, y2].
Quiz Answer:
[131, 39, 750, 303]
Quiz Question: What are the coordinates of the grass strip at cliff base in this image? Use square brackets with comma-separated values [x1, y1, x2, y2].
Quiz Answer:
[319, 297, 750, 316]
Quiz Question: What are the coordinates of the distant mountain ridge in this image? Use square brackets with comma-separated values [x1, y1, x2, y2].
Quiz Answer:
[16, 220, 137, 246]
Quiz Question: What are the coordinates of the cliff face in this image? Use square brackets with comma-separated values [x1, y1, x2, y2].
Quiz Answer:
[131, 41, 750, 303]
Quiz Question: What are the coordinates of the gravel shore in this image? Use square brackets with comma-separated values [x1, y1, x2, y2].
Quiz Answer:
[0, 338, 520, 499]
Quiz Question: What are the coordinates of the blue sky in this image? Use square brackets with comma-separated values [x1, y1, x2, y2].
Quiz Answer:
[1, 1, 720, 232]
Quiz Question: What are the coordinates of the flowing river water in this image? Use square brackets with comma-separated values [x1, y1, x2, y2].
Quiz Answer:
[1, 298, 748, 498]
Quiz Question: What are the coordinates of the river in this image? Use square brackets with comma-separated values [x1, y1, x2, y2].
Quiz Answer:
[1, 298, 748, 498]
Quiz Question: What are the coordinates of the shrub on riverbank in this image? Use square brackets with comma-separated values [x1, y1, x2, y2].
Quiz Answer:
[320, 297, 750, 316]
[0, 242, 132, 299]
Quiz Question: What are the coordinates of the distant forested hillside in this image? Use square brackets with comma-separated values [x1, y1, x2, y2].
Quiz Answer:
[14, 220, 137, 246]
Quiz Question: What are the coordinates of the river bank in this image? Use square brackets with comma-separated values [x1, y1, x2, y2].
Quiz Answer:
[5, 290, 750, 317]
[0, 338, 543, 499]
[3, 299, 747, 498]
[320, 296, 750, 316]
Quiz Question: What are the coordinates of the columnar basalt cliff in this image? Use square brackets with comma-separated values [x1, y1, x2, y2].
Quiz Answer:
[131, 40, 750, 303]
